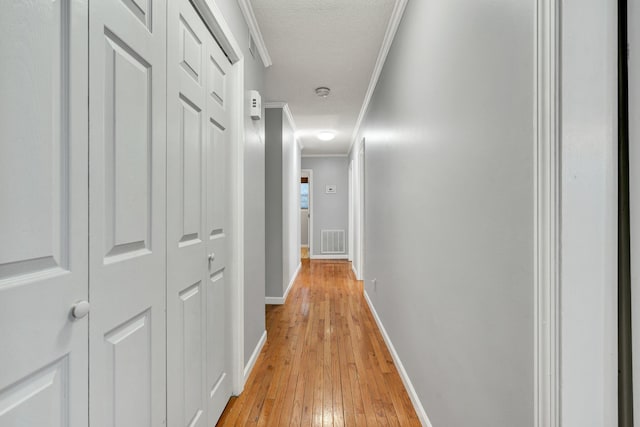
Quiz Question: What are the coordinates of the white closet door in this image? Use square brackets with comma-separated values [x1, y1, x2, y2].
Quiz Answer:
[88, 0, 167, 426]
[167, 0, 233, 425]
[0, 1, 88, 426]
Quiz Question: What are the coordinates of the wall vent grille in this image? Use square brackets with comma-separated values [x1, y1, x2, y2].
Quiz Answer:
[321, 230, 345, 254]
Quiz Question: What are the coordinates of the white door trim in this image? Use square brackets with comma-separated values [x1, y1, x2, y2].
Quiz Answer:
[348, 160, 354, 262]
[534, 0, 560, 426]
[191, 0, 246, 395]
[302, 169, 313, 257]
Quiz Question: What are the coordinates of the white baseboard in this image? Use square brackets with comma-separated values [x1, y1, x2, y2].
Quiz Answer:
[265, 262, 301, 305]
[364, 290, 433, 427]
[244, 330, 267, 382]
[351, 263, 359, 279]
[301, 244, 309, 248]
[310, 254, 349, 260]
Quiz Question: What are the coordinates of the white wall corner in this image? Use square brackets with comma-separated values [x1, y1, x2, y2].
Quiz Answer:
[284, 262, 301, 301]
[265, 102, 303, 150]
[363, 290, 433, 426]
[351, 262, 359, 280]
[348, 0, 408, 155]
[236, 0, 272, 67]
[265, 262, 301, 305]
[244, 330, 267, 382]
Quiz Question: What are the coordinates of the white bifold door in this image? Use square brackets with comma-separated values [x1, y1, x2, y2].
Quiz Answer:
[0, 1, 89, 426]
[167, 0, 233, 425]
[88, 0, 168, 426]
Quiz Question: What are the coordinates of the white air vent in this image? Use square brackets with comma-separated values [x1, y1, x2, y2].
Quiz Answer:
[321, 230, 345, 254]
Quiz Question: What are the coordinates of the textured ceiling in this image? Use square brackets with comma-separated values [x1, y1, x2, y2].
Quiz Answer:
[250, 0, 396, 155]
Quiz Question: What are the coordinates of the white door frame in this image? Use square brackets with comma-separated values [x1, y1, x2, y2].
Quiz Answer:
[190, 0, 246, 395]
[534, 0, 560, 425]
[357, 141, 365, 280]
[302, 169, 313, 257]
[348, 160, 354, 262]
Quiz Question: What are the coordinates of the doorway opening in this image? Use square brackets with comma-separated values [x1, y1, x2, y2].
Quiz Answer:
[301, 170, 312, 260]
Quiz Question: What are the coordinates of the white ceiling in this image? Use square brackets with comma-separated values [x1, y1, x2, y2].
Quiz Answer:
[250, 0, 396, 155]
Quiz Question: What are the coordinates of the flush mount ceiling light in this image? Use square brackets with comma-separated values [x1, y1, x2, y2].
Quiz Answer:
[315, 86, 331, 98]
[317, 131, 336, 141]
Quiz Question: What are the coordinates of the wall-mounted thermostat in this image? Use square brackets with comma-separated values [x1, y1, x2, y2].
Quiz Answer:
[249, 90, 261, 120]
[326, 185, 337, 194]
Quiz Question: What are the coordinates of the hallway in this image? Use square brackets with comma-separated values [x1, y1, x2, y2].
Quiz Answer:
[217, 260, 420, 425]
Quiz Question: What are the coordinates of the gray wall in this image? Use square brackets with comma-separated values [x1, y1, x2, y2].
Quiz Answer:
[561, 0, 618, 424]
[265, 108, 284, 298]
[216, 0, 267, 366]
[301, 157, 349, 257]
[265, 107, 301, 298]
[357, 0, 534, 425]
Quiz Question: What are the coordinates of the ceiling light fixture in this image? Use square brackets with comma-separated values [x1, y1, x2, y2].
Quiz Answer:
[317, 131, 336, 141]
[315, 87, 331, 98]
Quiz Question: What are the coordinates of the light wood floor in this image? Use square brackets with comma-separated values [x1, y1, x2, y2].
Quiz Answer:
[217, 259, 421, 426]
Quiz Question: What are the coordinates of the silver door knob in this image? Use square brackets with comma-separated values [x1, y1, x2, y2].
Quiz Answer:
[208, 253, 215, 263]
[71, 301, 90, 320]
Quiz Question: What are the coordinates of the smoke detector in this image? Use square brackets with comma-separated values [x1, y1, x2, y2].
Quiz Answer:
[315, 87, 331, 98]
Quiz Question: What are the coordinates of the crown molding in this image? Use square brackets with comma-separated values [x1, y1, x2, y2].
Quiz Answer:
[237, 0, 272, 67]
[348, 0, 408, 155]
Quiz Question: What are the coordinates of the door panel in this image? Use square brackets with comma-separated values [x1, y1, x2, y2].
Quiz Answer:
[168, 0, 232, 424]
[89, 0, 167, 426]
[0, 1, 88, 426]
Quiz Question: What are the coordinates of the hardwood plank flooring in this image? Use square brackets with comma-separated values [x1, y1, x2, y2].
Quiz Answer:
[217, 259, 420, 426]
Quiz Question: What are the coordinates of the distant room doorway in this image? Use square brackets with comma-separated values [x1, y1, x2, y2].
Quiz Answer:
[301, 170, 311, 259]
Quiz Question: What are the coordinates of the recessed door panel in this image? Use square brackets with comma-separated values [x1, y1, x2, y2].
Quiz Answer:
[207, 270, 226, 395]
[180, 17, 202, 83]
[180, 282, 204, 427]
[122, 0, 152, 30]
[0, 0, 71, 279]
[0, 357, 69, 427]
[208, 56, 226, 107]
[103, 32, 152, 262]
[179, 97, 203, 244]
[207, 121, 227, 238]
[104, 310, 152, 427]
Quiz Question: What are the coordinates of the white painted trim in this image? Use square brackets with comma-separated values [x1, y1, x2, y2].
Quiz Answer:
[193, 0, 243, 63]
[301, 244, 309, 248]
[265, 262, 301, 305]
[351, 263, 358, 279]
[194, 1, 246, 395]
[244, 330, 267, 381]
[363, 290, 433, 426]
[533, 0, 560, 426]
[302, 154, 349, 158]
[264, 101, 287, 108]
[265, 102, 303, 149]
[236, 0, 272, 67]
[348, 0, 408, 155]
[265, 296, 286, 305]
[310, 254, 349, 260]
